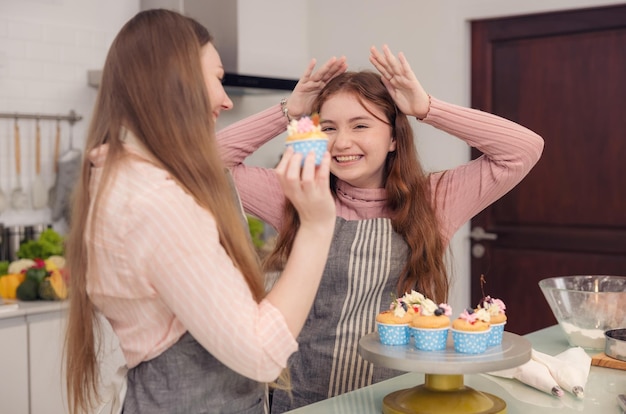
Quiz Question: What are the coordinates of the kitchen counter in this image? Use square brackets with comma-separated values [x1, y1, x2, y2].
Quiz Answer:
[0, 299, 68, 320]
[286, 326, 625, 413]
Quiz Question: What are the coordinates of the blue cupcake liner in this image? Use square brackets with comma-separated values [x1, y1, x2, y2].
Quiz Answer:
[451, 328, 491, 354]
[285, 139, 328, 165]
[410, 327, 449, 351]
[487, 322, 506, 346]
[376, 322, 410, 346]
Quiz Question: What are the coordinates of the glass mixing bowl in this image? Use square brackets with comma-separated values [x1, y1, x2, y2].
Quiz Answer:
[538, 275, 626, 350]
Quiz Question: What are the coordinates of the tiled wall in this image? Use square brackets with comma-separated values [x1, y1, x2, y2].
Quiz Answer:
[0, 0, 137, 232]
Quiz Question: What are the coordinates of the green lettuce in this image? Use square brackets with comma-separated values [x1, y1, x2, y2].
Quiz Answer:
[17, 229, 65, 260]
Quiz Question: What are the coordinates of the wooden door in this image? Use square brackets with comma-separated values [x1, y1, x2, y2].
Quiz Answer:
[470, 5, 626, 335]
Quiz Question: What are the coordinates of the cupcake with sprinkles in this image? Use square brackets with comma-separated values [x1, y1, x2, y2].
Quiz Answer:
[451, 307, 491, 354]
[478, 295, 507, 346]
[376, 295, 416, 346]
[402, 290, 426, 312]
[475, 275, 507, 346]
[410, 297, 452, 351]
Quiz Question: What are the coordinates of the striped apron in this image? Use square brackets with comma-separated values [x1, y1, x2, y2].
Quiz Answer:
[270, 217, 408, 413]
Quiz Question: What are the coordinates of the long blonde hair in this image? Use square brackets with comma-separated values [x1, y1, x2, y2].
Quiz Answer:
[265, 71, 449, 303]
[64, 9, 265, 413]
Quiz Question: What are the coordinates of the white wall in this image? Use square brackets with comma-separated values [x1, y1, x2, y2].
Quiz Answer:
[227, 0, 626, 312]
[311, 0, 626, 313]
[0, 0, 137, 233]
[1, 0, 623, 310]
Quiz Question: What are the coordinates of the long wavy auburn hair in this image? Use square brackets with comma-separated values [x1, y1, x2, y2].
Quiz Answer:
[64, 10, 265, 413]
[264, 71, 449, 303]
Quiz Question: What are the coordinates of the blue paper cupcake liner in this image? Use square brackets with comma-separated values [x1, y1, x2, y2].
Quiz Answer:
[487, 322, 506, 346]
[285, 139, 328, 165]
[376, 322, 410, 346]
[451, 328, 491, 354]
[411, 327, 449, 351]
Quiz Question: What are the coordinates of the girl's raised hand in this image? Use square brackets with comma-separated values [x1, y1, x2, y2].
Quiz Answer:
[287, 56, 348, 119]
[369, 44, 430, 119]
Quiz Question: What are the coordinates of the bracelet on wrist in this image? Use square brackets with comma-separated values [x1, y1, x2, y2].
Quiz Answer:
[280, 98, 291, 121]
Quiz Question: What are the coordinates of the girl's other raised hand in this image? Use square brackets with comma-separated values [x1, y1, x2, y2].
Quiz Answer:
[369, 44, 430, 119]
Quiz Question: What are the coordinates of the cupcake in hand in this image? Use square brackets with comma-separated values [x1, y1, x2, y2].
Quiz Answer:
[410, 298, 452, 351]
[285, 114, 328, 165]
[452, 308, 491, 354]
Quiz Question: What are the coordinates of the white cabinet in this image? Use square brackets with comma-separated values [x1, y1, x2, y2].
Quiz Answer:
[27, 310, 68, 414]
[0, 316, 29, 414]
[0, 303, 123, 414]
[0, 303, 69, 414]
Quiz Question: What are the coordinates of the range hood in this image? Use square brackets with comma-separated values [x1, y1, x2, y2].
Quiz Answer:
[88, 0, 297, 94]
[87, 69, 297, 95]
[182, 0, 299, 93]
[221, 73, 297, 93]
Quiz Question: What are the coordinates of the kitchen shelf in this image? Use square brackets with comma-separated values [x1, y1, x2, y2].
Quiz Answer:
[0, 110, 82, 126]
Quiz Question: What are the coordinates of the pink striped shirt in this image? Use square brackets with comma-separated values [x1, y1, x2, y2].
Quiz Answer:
[86, 132, 296, 381]
[219, 97, 544, 246]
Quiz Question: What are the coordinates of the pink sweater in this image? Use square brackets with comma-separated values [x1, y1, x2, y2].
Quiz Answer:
[218, 97, 544, 245]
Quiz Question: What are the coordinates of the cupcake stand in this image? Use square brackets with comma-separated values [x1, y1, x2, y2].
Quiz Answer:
[358, 332, 532, 414]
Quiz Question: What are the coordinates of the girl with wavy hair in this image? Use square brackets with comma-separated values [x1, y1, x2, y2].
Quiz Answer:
[218, 45, 543, 412]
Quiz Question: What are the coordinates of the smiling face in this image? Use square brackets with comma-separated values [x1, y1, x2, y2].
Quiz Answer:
[200, 42, 233, 120]
[320, 92, 396, 189]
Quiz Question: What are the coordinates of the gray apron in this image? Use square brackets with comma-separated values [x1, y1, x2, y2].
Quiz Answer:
[123, 332, 267, 414]
[271, 217, 409, 413]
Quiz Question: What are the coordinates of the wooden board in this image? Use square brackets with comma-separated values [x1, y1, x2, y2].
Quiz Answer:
[591, 352, 626, 370]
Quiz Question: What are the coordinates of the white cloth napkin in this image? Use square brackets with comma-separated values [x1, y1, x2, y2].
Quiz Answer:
[487, 347, 591, 399]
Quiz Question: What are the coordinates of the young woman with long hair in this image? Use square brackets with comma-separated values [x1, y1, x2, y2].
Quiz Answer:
[63, 9, 345, 414]
[217, 45, 543, 412]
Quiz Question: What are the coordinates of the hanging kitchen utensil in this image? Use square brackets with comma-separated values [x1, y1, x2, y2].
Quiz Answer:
[0, 181, 5, 213]
[0, 141, 6, 213]
[10, 119, 28, 210]
[32, 118, 47, 209]
[50, 121, 81, 222]
[47, 120, 61, 207]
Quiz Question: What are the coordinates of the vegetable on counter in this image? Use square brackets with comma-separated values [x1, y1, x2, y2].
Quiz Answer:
[8, 259, 35, 275]
[0, 228, 68, 301]
[16, 278, 39, 301]
[38, 270, 68, 301]
[0, 273, 25, 300]
[0, 261, 8, 276]
[1, 257, 68, 301]
[16, 228, 64, 260]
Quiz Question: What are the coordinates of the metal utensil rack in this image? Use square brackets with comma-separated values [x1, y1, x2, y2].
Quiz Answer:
[0, 110, 82, 125]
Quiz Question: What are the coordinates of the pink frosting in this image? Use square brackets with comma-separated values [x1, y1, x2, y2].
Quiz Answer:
[295, 116, 314, 133]
[458, 308, 490, 324]
[438, 303, 452, 316]
[480, 295, 506, 315]
[492, 298, 506, 313]
[459, 309, 479, 323]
